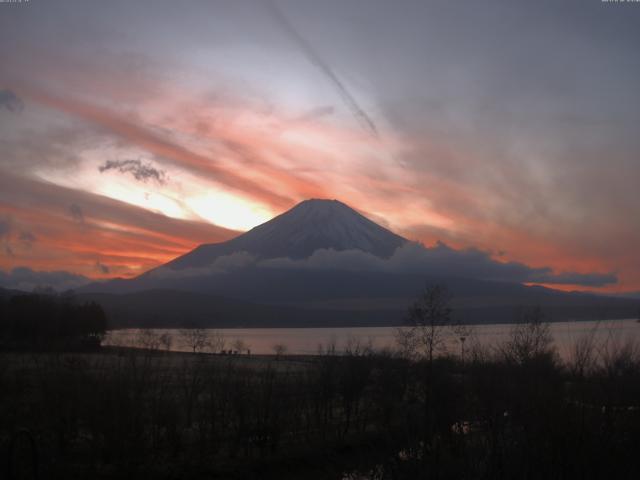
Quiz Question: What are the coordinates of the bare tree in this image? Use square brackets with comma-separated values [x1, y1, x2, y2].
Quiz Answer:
[401, 284, 453, 364]
[137, 329, 161, 351]
[159, 332, 173, 352]
[179, 328, 209, 353]
[499, 306, 555, 365]
[452, 323, 474, 364]
[568, 324, 599, 377]
[394, 327, 419, 360]
[598, 333, 640, 378]
[231, 338, 248, 354]
[344, 335, 373, 357]
[273, 343, 287, 359]
[207, 330, 225, 354]
[317, 336, 338, 356]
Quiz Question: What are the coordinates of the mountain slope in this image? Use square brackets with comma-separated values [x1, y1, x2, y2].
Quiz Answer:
[163, 199, 406, 270]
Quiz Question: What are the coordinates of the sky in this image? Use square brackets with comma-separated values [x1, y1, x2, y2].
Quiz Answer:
[0, 0, 639, 293]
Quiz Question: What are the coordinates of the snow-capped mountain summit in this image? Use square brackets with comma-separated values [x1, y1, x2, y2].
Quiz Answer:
[164, 199, 407, 270]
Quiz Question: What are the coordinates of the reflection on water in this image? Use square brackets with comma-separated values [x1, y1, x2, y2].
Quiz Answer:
[103, 319, 640, 360]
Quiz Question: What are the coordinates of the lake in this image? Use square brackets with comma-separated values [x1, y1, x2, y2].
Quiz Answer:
[103, 318, 640, 360]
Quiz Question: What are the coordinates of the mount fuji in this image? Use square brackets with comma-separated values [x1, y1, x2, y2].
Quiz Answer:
[79, 199, 638, 328]
[163, 199, 406, 270]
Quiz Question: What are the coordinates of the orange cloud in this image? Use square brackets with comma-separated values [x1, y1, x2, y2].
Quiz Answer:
[0, 171, 237, 278]
[4, 82, 638, 293]
[12, 84, 380, 210]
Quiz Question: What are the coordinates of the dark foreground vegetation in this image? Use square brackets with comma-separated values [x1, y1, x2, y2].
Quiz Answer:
[1, 287, 639, 479]
[1, 331, 640, 479]
[0, 290, 107, 350]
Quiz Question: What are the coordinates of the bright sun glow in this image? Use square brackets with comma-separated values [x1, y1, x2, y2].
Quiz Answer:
[186, 192, 273, 231]
[35, 159, 274, 232]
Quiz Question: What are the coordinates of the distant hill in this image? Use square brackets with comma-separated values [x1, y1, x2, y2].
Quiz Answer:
[75, 283, 639, 329]
[77, 289, 399, 329]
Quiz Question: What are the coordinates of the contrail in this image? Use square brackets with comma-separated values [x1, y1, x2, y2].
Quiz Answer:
[266, 0, 379, 138]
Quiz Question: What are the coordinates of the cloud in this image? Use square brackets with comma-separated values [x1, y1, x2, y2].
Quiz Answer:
[266, 1, 379, 137]
[95, 261, 110, 274]
[530, 271, 618, 287]
[14, 86, 296, 210]
[19, 231, 36, 242]
[0, 170, 237, 276]
[0, 218, 13, 256]
[0, 267, 92, 292]
[0, 218, 10, 238]
[296, 105, 335, 122]
[0, 170, 235, 246]
[258, 242, 618, 287]
[136, 240, 618, 288]
[2, 1, 639, 291]
[19, 231, 36, 247]
[68, 203, 85, 223]
[0, 89, 23, 112]
[615, 291, 640, 300]
[99, 158, 166, 184]
[150, 251, 256, 279]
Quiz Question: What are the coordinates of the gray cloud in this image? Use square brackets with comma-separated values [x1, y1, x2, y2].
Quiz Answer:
[258, 242, 618, 287]
[150, 251, 257, 279]
[0, 267, 91, 292]
[266, 0, 379, 137]
[0, 89, 23, 112]
[19, 231, 36, 242]
[0, 125, 92, 172]
[95, 261, 110, 274]
[98, 158, 166, 184]
[615, 291, 640, 300]
[296, 105, 335, 122]
[0, 222, 35, 253]
[19, 231, 36, 247]
[1, 218, 13, 256]
[0, 218, 10, 238]
[531, 271, 618, 287]
[68, 203, 85, 223]
[149, 242, 618, 287]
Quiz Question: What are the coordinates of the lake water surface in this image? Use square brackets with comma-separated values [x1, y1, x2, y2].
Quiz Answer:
[104, 318, 640, 360]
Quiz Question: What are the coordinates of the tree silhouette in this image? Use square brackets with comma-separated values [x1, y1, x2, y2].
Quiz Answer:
[179, 328, 209, 353]
[404, 284, 452, 364]
[500, 305, 554, 365]
[273, 343, 287, 359]
[0, 292, 107, 349]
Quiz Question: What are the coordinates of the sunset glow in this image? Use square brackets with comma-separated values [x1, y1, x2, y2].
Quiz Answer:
[1, 0, 639, 294]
